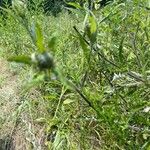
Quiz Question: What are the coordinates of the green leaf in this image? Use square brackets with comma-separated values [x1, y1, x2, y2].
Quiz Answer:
[35, 118, 47, 124]
[48, 36, 57, 52]
[53, 131, 62, 149]
[118, 36, 125, 63]
[30, 23, 36, 44]
[67, 2, 83, 9]
[63, 99, 75, 105]
[76, 30, 90, 62]
[7, 55, 32, 65]
[35, 23, 45, 53]
[89, 15, 97, 35]
[88, 13, 97, 43]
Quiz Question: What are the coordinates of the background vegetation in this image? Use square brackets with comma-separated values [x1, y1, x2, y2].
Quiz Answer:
[0, 0, 150, 149]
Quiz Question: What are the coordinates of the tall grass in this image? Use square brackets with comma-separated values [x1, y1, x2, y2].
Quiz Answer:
[0, 0, 150, 149]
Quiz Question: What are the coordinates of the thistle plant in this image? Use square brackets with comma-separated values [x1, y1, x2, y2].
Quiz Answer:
[7, 7, 99, 114]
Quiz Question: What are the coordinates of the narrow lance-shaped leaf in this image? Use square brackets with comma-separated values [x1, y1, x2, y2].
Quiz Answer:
[118, 36, 125, 63]
[66, 2, 83, 9]
[74, 27, 90, 62]
[35, 23, 45, 53]
[30, 23, 36, 45]
[88, 12, 97, 44]
[7, 55, 32, 65]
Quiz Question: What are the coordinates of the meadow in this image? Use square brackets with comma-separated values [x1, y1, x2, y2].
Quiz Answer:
[0, 0, 150, 149]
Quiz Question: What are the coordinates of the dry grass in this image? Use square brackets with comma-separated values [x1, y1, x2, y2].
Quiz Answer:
[0, 58, 46, 149]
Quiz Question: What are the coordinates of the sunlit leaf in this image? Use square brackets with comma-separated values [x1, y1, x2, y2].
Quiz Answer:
[88, 13, 97, 43]
[63, 99, 74, 105]
[7, 55, 32, 65]
[35, 23, 45, 53]
[36, 117, 47, 123]
[66, 2, 83, 9]
[89, 14, 97, 35]
[53, 131, 63, 149]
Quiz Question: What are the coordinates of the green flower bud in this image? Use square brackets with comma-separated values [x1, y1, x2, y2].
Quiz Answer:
[31, 52, 54, 70]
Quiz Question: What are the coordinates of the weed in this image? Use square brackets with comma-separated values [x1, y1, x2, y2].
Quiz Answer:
[0, 0, 150, 149]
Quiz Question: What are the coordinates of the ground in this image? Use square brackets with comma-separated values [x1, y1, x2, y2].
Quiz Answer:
[0, 58, 19, 149]
[0, 58, 45, 150]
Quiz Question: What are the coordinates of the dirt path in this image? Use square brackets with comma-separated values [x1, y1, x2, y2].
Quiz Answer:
[0, 58, 46, 150]
[0, 58, 20, 149]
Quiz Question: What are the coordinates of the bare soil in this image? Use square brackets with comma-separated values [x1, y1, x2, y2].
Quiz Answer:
[0, 58, 20, 149]
[0, 59, 45, 150]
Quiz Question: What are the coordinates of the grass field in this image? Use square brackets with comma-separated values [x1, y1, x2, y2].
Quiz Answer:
[0, 1, 150, 149]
